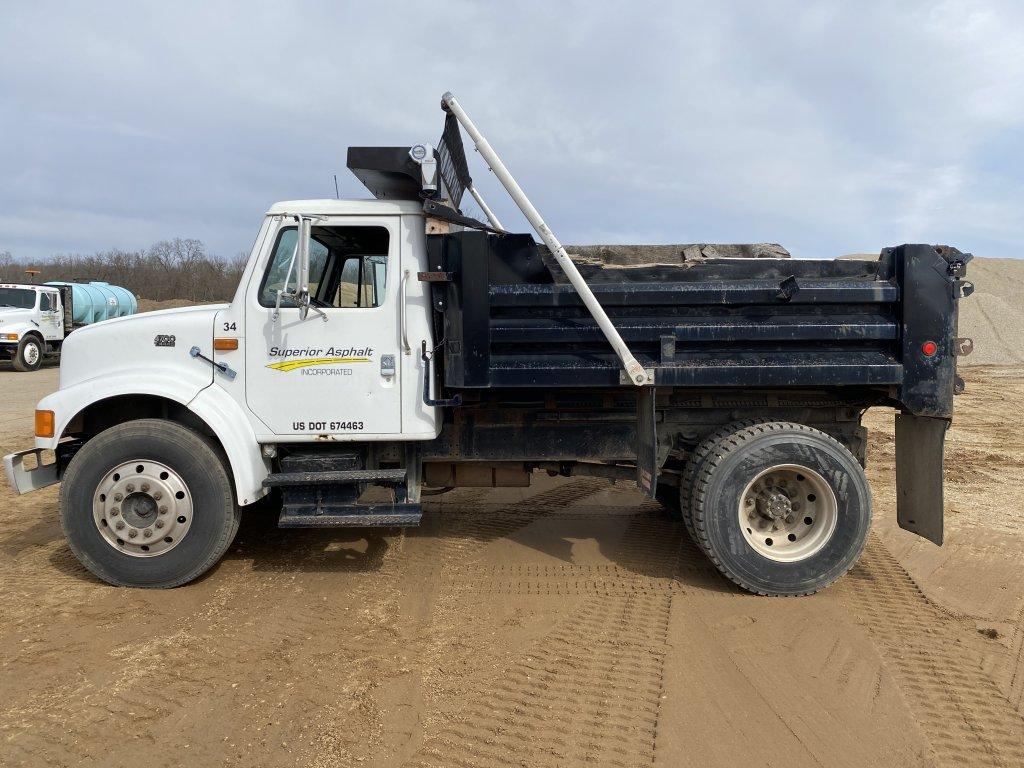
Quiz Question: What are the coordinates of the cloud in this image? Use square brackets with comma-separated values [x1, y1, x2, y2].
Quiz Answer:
[0, 0, 1021, 260]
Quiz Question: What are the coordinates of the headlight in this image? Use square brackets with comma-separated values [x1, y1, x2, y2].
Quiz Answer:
[2, 333, 18, 340]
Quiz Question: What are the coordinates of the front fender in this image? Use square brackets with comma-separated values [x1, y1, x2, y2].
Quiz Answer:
[1, 322, 40, 339]
[37, 370, 269, 505]
[188, 385, 270, 505]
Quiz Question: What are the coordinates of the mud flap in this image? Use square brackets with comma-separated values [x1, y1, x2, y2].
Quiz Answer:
[636, 386, 657, 498]
[894, 412, 948, 545]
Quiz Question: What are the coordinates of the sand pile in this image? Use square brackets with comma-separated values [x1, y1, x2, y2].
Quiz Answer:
[954, 257, 1024, 365]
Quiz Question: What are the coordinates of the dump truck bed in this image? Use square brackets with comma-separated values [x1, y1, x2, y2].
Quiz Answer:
[425, 232, 970, 418]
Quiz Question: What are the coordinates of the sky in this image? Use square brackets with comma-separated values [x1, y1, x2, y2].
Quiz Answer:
[1, 1, 1022, 261]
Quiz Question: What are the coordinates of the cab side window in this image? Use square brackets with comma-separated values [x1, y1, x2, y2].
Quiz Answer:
[258, 225, 389, 309]
[39, 293, 52, 311]
[332, 254, 387, 308]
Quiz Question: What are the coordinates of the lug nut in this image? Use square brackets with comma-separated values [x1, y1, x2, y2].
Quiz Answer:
[153, 491, 162, 500]
[159, 506, 168, 514]
[155, 520, 164, 529]
[115, 521, 125, 531]
[141, 483, 150, 492]
[114, 493, 123, 502]
[143, 529, 152, 538]
[125, 484, 135, 493]
[128, 530, 137, 539]
[110, 508, 120, 516]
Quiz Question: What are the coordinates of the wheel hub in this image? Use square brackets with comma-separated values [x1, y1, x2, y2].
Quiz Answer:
[121, 492, 158, 527]
[756, 488, 793, 521]
[92, 460, 193, 557]
[738, 464, 838, 563]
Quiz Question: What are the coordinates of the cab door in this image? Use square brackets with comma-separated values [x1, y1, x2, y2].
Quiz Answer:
[244, 216, 403, 437]
[39, 291, 62, 341]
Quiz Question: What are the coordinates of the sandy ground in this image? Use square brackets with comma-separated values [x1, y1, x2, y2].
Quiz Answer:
[1, 365, 1023, 767]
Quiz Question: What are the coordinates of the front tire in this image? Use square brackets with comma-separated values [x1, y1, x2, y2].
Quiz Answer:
[60, 419, 240, 588]
[691, 422, 871, 596]
[12, 335, 42, 371]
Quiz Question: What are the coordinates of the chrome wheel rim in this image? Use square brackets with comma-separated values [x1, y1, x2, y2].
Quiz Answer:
[738, 464, 838, 563]
[24, 341, 40, 366]
[92, 460, 193, 557]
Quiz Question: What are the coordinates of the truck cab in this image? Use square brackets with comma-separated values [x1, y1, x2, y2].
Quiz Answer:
[217, 199, 438, 443]
[0, 283, 65, 371]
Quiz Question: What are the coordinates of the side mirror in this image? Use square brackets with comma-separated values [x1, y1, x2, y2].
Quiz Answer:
[296, 216, 312, 320]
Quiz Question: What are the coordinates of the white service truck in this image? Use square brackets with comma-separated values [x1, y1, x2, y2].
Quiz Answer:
[3, 94, 971, 595]
[0, 284, 69, 371]
[0, 281, 136, 371]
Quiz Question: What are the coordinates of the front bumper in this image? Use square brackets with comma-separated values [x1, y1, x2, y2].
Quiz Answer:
[4, 447, 59, 494]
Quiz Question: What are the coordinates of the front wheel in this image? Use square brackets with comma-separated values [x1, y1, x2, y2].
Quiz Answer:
[691, 422, 871, 596]
[12, 335, 43, 371]
[60, 419, 240, 588]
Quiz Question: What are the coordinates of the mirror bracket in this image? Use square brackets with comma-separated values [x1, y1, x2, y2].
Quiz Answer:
[272, 214, 328, 323]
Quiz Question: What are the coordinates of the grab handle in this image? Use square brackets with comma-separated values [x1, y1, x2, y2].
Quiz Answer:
[400, 269, 412, 354]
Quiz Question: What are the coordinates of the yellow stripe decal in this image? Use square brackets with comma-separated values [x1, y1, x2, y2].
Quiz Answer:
[266, 357, 370, 372]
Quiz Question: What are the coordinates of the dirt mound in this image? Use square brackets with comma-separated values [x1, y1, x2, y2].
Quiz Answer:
[136, 298, 208, 313]
[955, 257, 1024, 365]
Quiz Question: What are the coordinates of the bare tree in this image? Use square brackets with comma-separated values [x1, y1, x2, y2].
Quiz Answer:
[1, 240, 244, 302]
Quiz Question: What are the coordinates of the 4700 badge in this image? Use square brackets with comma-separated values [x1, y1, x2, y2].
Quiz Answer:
[292, 420, 365, 432]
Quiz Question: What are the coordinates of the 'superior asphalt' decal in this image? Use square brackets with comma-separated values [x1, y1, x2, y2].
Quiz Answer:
[267, 356, 370, 372]
[266, 346, 374, 372]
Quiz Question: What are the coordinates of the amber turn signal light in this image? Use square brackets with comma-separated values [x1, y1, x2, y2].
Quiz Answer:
[34, 410, 55, 438]
[1, 333, 19, 340]
[213, 338, 239, 351]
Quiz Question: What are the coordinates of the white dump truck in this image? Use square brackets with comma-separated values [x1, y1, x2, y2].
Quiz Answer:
[0, 281, 136, 371]
[3, 94, 971, 595]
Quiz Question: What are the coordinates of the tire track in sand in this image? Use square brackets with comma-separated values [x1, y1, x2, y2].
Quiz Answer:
[841, 536, 1024, 767]
[405, 497, 684, 767]
[407, 593, 672, 768]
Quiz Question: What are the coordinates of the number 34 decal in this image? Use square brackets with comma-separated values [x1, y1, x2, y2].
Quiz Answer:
[222, 322, 237, 331]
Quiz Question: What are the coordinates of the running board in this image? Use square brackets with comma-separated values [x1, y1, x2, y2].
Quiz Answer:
[279, 503, 422, 528]
[263, 468, 407, 487]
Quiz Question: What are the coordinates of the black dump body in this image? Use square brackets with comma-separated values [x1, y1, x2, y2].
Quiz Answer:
[425, 232, 971, 419]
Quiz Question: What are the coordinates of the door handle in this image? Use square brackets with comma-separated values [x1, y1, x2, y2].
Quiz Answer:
[400, 268, 412, 354]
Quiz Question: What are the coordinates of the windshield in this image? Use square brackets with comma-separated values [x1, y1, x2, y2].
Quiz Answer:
[0, 288, 36, 309]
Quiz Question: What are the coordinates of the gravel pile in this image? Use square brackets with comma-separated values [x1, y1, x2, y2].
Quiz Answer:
[954, 257, 1024, 365]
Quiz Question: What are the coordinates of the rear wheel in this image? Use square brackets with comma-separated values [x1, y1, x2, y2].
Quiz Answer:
[691, 422, 871, 596]
[678, 419, 768, 542]
[12, 335, 42, 372]
[60, 419, 240, 588]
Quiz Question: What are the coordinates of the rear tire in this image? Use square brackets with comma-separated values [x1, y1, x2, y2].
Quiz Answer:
[678, 419, 768, 543]
[12, 335, 42, 372]
[691, 422, 871, 596]
[60, 419, 240, 588]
